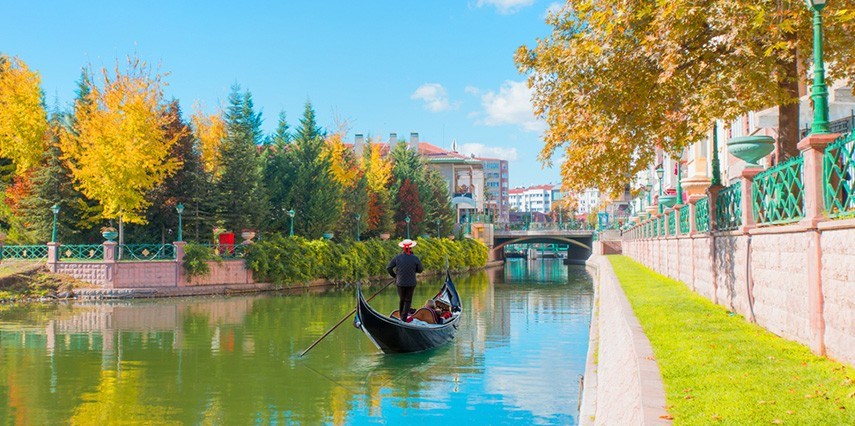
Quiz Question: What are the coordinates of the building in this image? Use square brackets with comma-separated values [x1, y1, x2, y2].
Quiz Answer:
[477, 157, 510, 222]
[352, 132, 510, 223]
[509, 184, 556, 213]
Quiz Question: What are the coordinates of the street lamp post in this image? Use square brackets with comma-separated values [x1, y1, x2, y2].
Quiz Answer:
[355, 213, 361, 241]
[287, 209, 295, 237]
[436, 218, 441, 238]
[176, 203, 184, 242]
[656, 165, 665, 214]
[645, 182, 653, 212]
[50, 204, 60, 243]
[808, 0, 830, 134]
[711, 124, 722, 186]
[676, 153, 684, 204]
[405, 215, 411, 239]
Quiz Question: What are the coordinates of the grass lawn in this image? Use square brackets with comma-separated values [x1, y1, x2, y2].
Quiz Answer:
[608, 255, 855, 425]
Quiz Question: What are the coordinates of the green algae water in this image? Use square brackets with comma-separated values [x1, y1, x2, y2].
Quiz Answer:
[0, 259, 593, 424]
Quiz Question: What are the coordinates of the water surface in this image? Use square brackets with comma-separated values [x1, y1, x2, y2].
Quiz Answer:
[0, 259, 593, 424]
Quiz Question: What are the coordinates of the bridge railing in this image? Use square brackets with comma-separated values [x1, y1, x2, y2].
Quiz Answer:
[493, 222, 594, 232]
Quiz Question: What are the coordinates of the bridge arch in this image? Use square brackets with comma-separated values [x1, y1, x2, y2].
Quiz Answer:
[493, 236, 591, 252]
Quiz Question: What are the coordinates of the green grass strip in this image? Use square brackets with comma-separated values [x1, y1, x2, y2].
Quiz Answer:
[608, 255, 855, 425]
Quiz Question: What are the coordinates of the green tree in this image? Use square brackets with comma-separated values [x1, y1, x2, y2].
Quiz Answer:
[394, 178, 423, 238]
[263, 111, 296, 233]
[422, 167, 455, 237]
[216, 85, 269, 233]
[282, 102, 341, 239]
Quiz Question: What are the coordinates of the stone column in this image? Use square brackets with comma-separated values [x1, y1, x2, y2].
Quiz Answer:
[739, 168, 762, 234]
[103, 241, 118, 289]
[798, 133, 838, 355]
[46, 242, 60, 273]
[174, 241, 186, 287]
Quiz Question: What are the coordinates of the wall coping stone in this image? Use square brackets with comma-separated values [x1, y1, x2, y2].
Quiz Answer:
[749, 223, 810, 235]
[816, 217, 855, 231]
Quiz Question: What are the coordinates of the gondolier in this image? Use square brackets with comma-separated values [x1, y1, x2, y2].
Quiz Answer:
[387, 239, 423, 322]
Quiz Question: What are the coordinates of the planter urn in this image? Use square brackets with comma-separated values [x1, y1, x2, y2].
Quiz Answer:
[101, 230, 118, 242]
[727, 135, 775, 167]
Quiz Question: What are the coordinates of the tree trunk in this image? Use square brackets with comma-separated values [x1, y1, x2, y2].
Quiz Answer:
[778, 52, 802, 161]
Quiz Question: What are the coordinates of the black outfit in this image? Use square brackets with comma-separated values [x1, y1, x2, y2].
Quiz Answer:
[387, 252, 424, 320]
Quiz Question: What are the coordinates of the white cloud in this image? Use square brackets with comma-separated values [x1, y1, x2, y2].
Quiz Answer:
[476, 0, 535, 14]
[464, 85, 481, 96]
[459, 143, 519, 161]
[410, 83, 456, 113]
[544, 2, 563, 18]
[477, 80, 546, 132]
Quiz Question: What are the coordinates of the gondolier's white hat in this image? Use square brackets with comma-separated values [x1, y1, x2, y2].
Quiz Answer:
[398, 239, 417, 248]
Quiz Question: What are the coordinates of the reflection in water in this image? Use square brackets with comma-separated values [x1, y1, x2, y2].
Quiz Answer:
[0, 259, 592, 424]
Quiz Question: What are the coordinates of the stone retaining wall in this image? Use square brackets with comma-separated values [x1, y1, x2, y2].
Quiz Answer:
[622, 218, 855, 366]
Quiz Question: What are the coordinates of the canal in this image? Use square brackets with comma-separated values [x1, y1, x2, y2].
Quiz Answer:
[0, 259, 593, 424]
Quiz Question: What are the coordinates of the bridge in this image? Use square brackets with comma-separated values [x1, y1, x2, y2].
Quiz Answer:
[489, 227, 595, 265]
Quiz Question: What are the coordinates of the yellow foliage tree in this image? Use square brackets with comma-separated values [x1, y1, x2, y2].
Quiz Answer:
[323, 132, 361, 187]
[191, 106, 226, 177]
[0, 55, 48, 176]
[362, 139, 392, 193]
[61, 58, 181, 224]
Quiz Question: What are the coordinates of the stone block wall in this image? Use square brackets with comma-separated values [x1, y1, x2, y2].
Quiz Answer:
[186, 260, 252, 287]
[55, 263, 111, 287]
[620, 220, 855, 367]
[114, 262, 178, 288]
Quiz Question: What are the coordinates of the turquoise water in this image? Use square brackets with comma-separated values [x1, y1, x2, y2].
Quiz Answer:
[0, 259, 593, 424]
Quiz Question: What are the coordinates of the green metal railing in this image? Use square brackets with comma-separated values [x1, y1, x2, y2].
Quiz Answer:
[659, 215, 665, 236]
[696, 197, 710, 233]
[120, 244, 175, 261]
[667, 211, 676, 235]
[752, 156, 805, 225]
[1, 245, 48, 260]
[823, 132, 855, 218]
[715, 182, 742, 231]
[679, 205, 691, 234]
[653, 218, 659, 237]
[58, 244, 104, 261]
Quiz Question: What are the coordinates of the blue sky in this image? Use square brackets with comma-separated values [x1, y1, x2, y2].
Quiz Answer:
[1, 0, 563, 187]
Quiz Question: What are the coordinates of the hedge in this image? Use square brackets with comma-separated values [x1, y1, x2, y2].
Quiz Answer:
[244, 236, 488, 286]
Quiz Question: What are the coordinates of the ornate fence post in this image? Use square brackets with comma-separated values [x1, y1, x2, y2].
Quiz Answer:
[739, 169, 763, 233]
[46, 242, 59, 273]
[798, 132, 838, 355]
[103, 241, 118, 289]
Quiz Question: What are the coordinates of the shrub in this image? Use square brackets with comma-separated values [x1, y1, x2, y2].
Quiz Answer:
[244, 236, 488, 286]
[182, 243, 218, 280]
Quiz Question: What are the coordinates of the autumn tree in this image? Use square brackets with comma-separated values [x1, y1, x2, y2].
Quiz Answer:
[394, 178, 424, 237]
[0, 55, 48, 177]
[216, 85, 268, 233]
[516, 1, 855, 194]
[62, 58, 180, 224]
[324, 131, 368, 240]
[361, 139, 394, 236]
[191, 106, 227, 178]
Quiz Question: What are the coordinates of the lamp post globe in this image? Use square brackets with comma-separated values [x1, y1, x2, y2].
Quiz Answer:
[807, 0, 830, 134]
[405, 215, 411, 239]
[50, 203, 60, 243]
[287, 209, 296, 237]
[175, 203, 185, 242]
[435, 218, 441, 238]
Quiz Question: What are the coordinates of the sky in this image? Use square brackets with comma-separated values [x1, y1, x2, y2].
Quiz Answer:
[1, 0, 564, 187]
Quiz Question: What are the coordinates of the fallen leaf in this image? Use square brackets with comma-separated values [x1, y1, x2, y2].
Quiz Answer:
[659, 414, 674, 420]
[771, 420, 782, 425]
[786, 410, 795, 415]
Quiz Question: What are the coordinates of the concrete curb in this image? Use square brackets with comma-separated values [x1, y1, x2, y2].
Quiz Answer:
[580, 254, 671, 425]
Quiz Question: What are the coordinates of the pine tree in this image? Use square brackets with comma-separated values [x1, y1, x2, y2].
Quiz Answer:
[422, 167, 455, 238]
[281, 102, 341, 239]
[216, 85, 269, 233]
[263, 111, 295, 233]
[17, 117, 82, 242]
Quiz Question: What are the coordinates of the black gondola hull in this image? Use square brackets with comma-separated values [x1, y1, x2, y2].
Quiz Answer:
[356, 273, 461, 354]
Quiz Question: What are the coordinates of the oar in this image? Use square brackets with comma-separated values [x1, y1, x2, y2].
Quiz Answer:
[299, 279, 395, 357]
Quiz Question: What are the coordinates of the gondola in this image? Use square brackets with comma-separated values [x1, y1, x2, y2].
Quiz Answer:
[354, 270, 462, 354]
